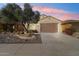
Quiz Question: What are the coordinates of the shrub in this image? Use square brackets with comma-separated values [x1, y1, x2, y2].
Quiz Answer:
[63, 28, 76, 35]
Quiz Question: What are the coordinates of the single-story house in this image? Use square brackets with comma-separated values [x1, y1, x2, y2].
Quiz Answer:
[27, 15, 62, 33]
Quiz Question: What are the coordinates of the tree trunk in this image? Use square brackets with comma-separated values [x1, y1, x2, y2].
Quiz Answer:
[7, 24, 14, 32]
[27, 23, 30, 33]
[21, 23, 28, 33]
[3, 24, 7, 32]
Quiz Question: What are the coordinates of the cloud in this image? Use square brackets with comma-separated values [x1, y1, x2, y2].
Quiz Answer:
[32, 6, 68, 14]
[32, 6, 79, 21]
[60, 14, 79, 21]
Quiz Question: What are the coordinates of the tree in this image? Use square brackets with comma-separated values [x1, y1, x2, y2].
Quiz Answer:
[32, 11, 40, 23]
[23, 3, 40, 33]
[1, 3, 40, 33]
[1, 3, 23, 23]
[1, 3, 23, 32]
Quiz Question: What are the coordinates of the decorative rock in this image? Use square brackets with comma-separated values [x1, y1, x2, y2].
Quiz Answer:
[72, 32, 79, 38]
[0, 32, 41, 43]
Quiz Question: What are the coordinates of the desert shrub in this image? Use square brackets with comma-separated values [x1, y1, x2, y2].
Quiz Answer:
[63, 28, 76, 35]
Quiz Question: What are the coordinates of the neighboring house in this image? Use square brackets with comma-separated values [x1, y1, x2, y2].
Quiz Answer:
[61, 20, 79, 32]
[27, 15, 62, 33]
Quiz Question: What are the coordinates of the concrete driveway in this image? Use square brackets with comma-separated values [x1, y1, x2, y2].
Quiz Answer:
[0, 33, 79, 56]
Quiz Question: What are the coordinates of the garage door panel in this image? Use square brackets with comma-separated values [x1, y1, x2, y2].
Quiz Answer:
[40, 23, 58, 33]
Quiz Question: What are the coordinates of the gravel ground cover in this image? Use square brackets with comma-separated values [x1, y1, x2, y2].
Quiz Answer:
[0, 33, 42, 44]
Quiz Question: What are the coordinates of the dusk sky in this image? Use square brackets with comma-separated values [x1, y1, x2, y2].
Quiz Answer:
[0, 3, 79, 21]
[31, 3, 79, 13]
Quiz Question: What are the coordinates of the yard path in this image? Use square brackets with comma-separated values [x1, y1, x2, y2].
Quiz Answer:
[0, 33, 79, 56]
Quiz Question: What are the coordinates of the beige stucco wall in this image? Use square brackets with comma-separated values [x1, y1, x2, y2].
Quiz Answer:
[58, 23, 62, 33]
[25, 23, 40, 32]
